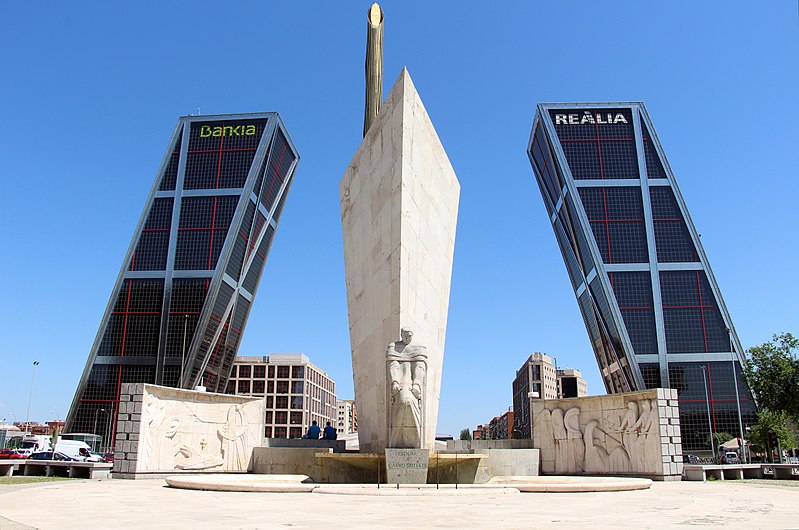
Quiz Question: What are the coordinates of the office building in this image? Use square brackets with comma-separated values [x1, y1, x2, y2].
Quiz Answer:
[512, 353, 558, 438]
[227, 354, 336, 439]
[66, 114, 299, 444]
[336, 399, 357, 435]
[557, 368, 588, 398]
[527, 102, 756, 450]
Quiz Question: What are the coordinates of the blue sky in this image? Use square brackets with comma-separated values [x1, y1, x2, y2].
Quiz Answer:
[1, 2, 797, 436]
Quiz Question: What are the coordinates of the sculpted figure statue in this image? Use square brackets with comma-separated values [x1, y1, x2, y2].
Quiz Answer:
[386, 328, 428, 448]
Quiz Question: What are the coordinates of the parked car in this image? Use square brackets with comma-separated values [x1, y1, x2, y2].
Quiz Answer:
[88, 451, 107, 463]
[28, 451, 78, 462]
[682, 454, 701, 464]
[718, 451, 740, 464]
[0, 449, 25, 460]
[102, 453, 115, 463]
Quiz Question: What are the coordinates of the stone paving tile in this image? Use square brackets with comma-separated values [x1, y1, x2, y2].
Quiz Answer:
[0, 478, 797, 529]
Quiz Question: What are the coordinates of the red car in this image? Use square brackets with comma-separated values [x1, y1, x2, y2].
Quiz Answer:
[0, 449, 25, 460]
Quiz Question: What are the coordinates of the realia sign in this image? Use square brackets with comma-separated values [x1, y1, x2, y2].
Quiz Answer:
[554, 112, 628, 125]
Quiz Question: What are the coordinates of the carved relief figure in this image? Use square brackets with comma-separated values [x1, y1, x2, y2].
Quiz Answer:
[630, 399, 652, 471]
[618, 401, 640, 472]
[564, 407, 585, 473]
[534, 409, 555, 474]
[386, 328, 428, 448]
[632, 399, 661, 472]
[218, 404, 252, 470]
[175, 436, 224, 471]
[140, 393, 183, 471]
[551, 408, 569, 474]
[583, 420, 609, 473]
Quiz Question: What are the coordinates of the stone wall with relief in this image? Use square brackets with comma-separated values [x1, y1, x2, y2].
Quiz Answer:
[113, 383, 264, 477]
[532, 389, 683, 480]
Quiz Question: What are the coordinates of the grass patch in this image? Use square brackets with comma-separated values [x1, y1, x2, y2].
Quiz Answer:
[0, 476, 76, 485]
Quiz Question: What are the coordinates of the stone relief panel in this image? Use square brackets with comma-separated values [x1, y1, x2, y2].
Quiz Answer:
[532, 390, 679, 477]
[131, 384, 264, 473]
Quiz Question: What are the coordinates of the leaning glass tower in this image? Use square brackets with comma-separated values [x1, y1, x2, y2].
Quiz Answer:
[65, 113, 299, 441]
[527, 103, 755, 451]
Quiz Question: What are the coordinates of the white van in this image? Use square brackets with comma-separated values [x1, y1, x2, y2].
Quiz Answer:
[54, 440, 102, 461]
[18, 435, 52, 456]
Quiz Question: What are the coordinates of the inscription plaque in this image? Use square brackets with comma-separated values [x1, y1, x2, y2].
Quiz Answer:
[385, 448, 429, 484]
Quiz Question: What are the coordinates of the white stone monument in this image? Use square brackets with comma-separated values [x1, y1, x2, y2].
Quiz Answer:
[531, 389, 684, 480]
[113, 383, 265, 477]
[340, 68, 460, 453]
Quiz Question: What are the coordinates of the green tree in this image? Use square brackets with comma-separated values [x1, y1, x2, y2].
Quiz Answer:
[748, 410, 797, 455]
[707, 431, 734, 449]
[744, 333, 799, 419]
[459, 428, 472, 441]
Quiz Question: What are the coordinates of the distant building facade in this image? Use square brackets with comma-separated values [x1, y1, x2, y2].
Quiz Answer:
[527, 102, 756, 450]
[486, 408, 515, 440]
[16, 423, 49, 436]
[472, 424, 485, 440]
[557, 368, 588, 398]
[512, 353, 558, 438]
[65, 113, 299, 446]
[336, 399, 357, 435]
[226, 354, 336, 439]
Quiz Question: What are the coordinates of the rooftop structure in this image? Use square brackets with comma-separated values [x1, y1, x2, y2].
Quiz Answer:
[557, 368, 588, 398]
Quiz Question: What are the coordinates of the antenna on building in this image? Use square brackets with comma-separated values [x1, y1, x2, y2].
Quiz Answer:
[197, 107, 201, 116]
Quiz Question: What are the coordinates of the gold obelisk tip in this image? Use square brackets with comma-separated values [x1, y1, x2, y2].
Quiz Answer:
[368, 3, 383, 26]
[363, 2, 384, 137]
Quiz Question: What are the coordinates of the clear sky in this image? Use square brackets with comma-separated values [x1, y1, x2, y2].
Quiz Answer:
[1, 2, 797, 437]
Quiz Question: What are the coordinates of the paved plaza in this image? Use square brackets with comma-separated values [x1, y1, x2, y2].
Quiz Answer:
[1, 478, 798, 529]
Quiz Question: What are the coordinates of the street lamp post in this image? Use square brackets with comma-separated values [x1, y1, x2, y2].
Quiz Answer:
[106, 410, 114, 454]
[24, 361, 40, 434]
[94, 408, 107, 452]
[727, 327, 746, 463]
[180, 315, 188, 388]
[701, 365, 716, 459]
[745, 426, 752, 464]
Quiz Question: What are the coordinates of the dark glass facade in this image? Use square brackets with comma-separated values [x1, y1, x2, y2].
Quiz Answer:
[527, 103, 755, 451]
[66, 113, 299, 443]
